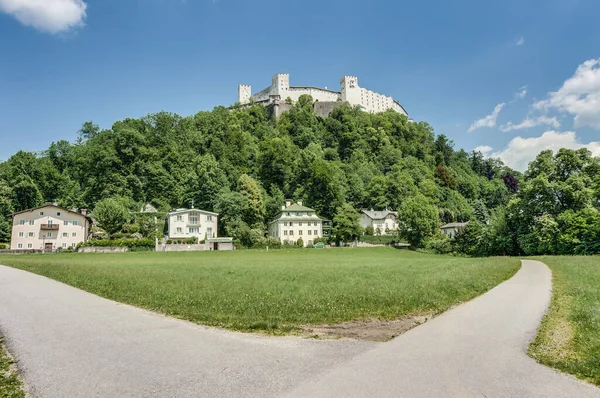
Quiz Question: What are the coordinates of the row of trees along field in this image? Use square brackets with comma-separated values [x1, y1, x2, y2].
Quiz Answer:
[0, 95, 599, 254]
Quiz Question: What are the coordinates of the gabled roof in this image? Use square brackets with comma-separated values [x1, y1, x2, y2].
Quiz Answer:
[9, 204, 93, 223]
[168, 208, 219, 216]
[440, 222, 469, 229]
[361, 209, 398, 220]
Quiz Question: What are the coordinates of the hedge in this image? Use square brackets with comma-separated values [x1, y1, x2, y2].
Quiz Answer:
[81, 239, 155, 249]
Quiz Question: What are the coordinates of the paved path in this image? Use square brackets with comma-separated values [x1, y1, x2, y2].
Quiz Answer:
[1, 261, 599, 398]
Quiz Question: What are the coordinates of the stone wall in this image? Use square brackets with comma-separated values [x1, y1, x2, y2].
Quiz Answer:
[314, 101, 343, 118]
[0, 249, 44, 255]
[78, 246, 129, 253]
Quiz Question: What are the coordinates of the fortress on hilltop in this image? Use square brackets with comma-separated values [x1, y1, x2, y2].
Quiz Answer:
[238, 74, 408, 118]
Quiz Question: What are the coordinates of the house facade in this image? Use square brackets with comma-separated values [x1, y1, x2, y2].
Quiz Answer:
[360, 209, 399, 235]
[167, 208, 218, 241]
[268, 201, 324, 247]
[440, 222, 469, 238]
[9, 204, 92, 251]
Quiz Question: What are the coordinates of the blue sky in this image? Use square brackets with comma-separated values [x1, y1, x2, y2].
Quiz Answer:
[0, 0, 599, 170]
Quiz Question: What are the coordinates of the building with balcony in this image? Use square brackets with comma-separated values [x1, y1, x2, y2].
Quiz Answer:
[9, 204, 92, 251]
[166, 207, 219, 241]
[359, 209, 399, 235]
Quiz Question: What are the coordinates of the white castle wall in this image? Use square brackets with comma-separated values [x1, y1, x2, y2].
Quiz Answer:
[238, 74, 407, 116]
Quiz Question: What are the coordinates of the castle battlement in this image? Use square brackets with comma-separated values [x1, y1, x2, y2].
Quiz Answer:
[238, 73, 407, 116]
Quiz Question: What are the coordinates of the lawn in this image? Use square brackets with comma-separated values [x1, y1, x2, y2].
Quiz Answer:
[0, 338, 25, 398]
[529, 256, 600, 386]
[0, 248, 519, 333]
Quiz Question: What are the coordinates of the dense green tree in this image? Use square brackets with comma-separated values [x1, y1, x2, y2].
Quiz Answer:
[92, 198, 129, 235]
[332, 203, 363, 242]
[397, 195, 439, 247]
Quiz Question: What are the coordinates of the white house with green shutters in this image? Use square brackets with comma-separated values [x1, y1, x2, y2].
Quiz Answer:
[268, 200, 324, 247]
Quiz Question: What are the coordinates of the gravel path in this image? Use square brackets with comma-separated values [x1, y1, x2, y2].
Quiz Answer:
[1, 260, 598, 397]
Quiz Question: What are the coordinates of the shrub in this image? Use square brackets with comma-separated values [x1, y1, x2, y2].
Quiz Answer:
[296, 238, 304, 247]
[423, 235, 453, 254]
[0, 243, 8, 250]
[364, 226, 374, 236]
[81, 239, 154, 249]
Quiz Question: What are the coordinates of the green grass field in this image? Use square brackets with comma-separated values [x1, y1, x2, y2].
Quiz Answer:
[0, 338, 25, 398]
[0, 248, 518, 333]
[529, 256, 600, 386]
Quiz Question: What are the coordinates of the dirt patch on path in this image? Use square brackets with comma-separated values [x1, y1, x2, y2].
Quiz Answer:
[300, 315, 431, 342]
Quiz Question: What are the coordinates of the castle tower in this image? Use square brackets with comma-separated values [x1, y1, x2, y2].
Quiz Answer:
[272, 73, 290, 98]
[238, 84, 252, 104]
[340, 76, 361, 106]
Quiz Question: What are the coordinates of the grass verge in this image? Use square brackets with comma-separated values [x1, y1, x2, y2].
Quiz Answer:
[0, 337, 25, 398]
[529, 256, 600, 386]
[0, 248, 518, 334]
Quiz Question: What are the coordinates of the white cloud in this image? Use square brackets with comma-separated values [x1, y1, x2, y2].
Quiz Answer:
[534, 58, 600, 129]
[517, 36, 525, 46]
[491, 131, 600, 171]
[515, 86, 527, 99]
[468, 103, 505, 133]
[474, 145, 493, 154]
[0, 0, 87, 34]
[499, 115, 561, 132]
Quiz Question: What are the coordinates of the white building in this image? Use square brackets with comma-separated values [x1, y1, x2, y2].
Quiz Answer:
[268, 200, 324, 247]
[239, 74, 408, 116]
[9, 204, 92, 251]
[360, 209, 399, 235]
[167, 208, 218, 241]
[440, 222, 470, 239]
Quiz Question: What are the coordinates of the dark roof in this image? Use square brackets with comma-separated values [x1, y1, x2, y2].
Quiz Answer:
[361, 209, 398, 220]
[290, 86, 341, 95]
[9, 204, 93, 223]
[440, 222, 469, 229]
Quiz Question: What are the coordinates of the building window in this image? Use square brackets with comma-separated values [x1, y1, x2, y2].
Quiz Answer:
[189, 213, 199, 224]
[63, 233, 68, 238]
[176, 227, 183, 234]
[299, 230, 303, 235]
[19, 232, 24, 237]
[72, 232, 77, 237]
[19, 220, 26, 225]
[189, 227, 199, 234]
[57, 212, 61, 216]
[314, 230, 318, 235]
[289, 230, 294, 235]
[72, 243, 76, 248]
[284, 222, 288, 227]
[308, 230, 312, 235]
[299, 222, 302, 226]
[73, 221, 78, 226]
[64, 220, 68, 226]
[177, 215, 183, 222]
[289, 222, 293, 227]
[207, 215, 213, 222]
[62, 243, 67, 248]
[40, 212, 44, 216]
[28, 244, 32, 249]
[29, 220, 34, 225]
[28, 232, 34, 237]
[284, 230, 288, 236]
[46, 232, 52, 238]
[18, 244, 23, 249]
[48, 220, 53, 225]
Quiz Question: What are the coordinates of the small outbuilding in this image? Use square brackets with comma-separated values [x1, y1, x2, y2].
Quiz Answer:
[440, 222, 469, 239]
[207, 237, 235, 251]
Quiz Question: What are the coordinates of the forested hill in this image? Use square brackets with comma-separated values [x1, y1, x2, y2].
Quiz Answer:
[1, 96, 599, 255]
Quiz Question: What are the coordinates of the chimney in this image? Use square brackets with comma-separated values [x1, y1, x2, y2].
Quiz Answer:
[281, 205, 286, 211]
[285, 200, 291, 208]
[81, 209, 88, 216]
[298, 200, 303, 206]
[52, 199, 58, 206]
